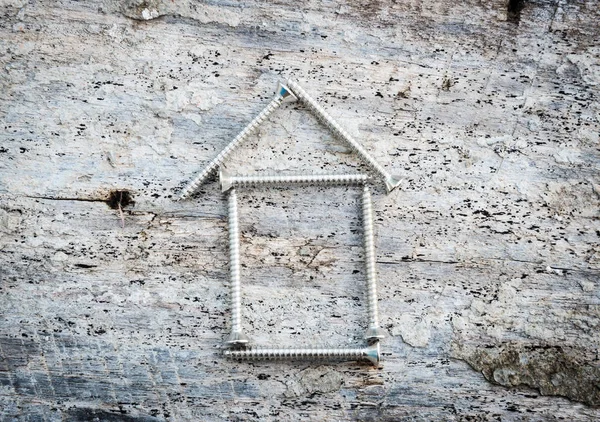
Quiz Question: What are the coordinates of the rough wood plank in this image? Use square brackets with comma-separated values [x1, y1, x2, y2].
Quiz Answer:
[1, 0, 599, 420]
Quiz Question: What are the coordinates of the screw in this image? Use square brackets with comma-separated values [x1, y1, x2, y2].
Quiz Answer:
[362, 185, 386, 343]
[224, 342, 380, 365]
[219, 168, 370, 192]
[286, 79, 401, 193]
[178, 83, 297, 201]
[225, 188, 252, 346]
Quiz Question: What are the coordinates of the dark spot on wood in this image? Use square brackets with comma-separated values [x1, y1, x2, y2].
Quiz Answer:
[397, 87, 410, 99]
[507, 0, 525, 24]
[74, 263, 97, 269]
[442, 78, 452, 91]
[106, 190, 134, 210]
[66, 408, 161, 422]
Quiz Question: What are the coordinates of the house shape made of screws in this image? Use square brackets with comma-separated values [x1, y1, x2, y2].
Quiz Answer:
[178, 80, 399, 365]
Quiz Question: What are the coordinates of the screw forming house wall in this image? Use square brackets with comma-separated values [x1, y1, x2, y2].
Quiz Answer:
[1, 0, 599, 420]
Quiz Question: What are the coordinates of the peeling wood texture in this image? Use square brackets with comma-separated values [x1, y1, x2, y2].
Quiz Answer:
[1, 0, 599, 420]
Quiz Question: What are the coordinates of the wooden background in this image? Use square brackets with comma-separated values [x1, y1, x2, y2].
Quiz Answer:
[1, 0, 599, 420]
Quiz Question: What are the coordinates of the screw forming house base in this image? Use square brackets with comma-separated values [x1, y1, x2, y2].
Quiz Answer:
[178, 80, 398, 365]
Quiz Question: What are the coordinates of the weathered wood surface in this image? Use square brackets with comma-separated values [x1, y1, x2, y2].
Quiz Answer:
[1, 0, 599, 420]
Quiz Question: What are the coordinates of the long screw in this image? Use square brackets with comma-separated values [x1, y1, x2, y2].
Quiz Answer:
[219, 168, 370, 192]
[178, 83, 297, 201]
[362, 186, 386, 343]
[224, 342, 380, 365]
[286, 79, 401, 193]
[225, 188, 251, 346]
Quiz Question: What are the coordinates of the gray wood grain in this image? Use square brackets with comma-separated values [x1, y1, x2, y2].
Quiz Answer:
[1, 0, 599, 420]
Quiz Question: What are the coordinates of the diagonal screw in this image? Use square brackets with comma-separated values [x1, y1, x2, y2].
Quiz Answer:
[178, 83, 297, 201]
[225, 188, 252, 346]
[224, 342, 380, 365]
[219, 168, 370, 192]
[286, 79, 401, 193]
[362, 185, 386, 343]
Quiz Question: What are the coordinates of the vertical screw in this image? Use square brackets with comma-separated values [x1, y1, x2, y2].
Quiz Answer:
[286, 79, 401, 193]
[178, 83, 297, 201]
[219, 168, 370, 192]
[224, 342, 380, 365]
[362, 185, 386, 343]
[225, 188, 251, 346]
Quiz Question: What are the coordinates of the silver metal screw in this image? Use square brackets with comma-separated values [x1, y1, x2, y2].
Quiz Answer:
[225, 188, 251, 346]
[224, 342, 380, 365]
[178, 83, 297, 201]
[286, 79, 401, 193]
[219, 168, 370, 192]
[362, 185, 386, 343]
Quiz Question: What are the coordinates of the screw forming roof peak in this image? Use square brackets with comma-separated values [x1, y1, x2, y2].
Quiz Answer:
[177, 79, 400, 200]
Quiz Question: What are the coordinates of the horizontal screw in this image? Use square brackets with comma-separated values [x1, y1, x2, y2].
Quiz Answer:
[362, 185, 386, 343]
[178, 83, 297, 201]
[224, 342, 380, 365]
[286, 79, 401, 193]
[219, 168, 370, 192]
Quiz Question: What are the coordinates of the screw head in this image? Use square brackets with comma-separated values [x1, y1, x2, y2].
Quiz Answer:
[219, 167, 233, 193]
[365, 326, 387, 343]
[225, 331, 251, 346]
[385, 176, 402, 193]
[278, 82, 297, 102]
[365, 342, 381, 365]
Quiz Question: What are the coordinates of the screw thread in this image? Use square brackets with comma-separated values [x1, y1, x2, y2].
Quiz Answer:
[362, 186, 379, 327]
[178, 94, 285, 200]
[287, 80, 396, 190]
[228, 188, 242, 332]
[231, 173, 369, 188]
[224, 345, 379, 364]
